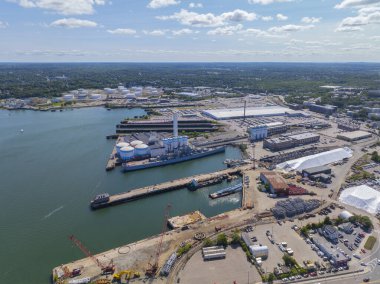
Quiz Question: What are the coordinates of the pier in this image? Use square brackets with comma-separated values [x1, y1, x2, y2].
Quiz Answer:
[241, 170, 256, 209]
[92, 166, 250, 209]
[105, 137, 122, 171]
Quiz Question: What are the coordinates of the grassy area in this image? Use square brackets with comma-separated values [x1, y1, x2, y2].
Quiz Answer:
[364, 236, 377, 250]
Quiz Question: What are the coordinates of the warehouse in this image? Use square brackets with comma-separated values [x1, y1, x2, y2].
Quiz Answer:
[260, 172, 288, 195]
[302, 166, 331, 177]
[263, 133, 320, 151]
[337, 130, 372, 142]
[202, 106, 291, 120]
[307, 104, 337, 115]
[337, 121, 360, 132]
[276, 147, 353, 172]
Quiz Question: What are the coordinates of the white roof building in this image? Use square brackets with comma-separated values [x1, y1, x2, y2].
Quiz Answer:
[202, 106, 291, 120]
[276, 147, 353, 172]
[339, 185, 380, 214]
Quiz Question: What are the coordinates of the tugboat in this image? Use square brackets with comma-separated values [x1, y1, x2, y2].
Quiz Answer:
[90, 193, 110, 209]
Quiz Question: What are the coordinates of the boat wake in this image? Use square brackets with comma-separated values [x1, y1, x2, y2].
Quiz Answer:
[43, 205, 64, 219]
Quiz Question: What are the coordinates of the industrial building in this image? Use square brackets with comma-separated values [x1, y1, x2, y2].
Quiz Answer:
[337, 121, 360, 132]
[260, 172, 288, 195]
[337, 130, 372, 142]
[249, 125, 268, 141]
[249, 245, 269, 259]
[202, 106, 292, 120]
[263, 132, 320, 151]
[307, 104, 337, 115]
[276, 147, 353, 172]
[322, 225, 339, 243]
[313, 239, 348, 267]
[302, 166, 332, 177]
[249, 122, 289, 141]
[339, 185, 380, 214]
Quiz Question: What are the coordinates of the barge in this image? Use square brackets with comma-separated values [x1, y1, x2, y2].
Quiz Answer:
[209, 183, 243, 199]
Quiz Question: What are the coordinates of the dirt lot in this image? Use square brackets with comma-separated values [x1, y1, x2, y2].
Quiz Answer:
[245, 222, 321, 273]
[178, 245, 261, 284]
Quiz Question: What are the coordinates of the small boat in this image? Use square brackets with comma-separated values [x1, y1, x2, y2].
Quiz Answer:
[20, 129, 24, 133]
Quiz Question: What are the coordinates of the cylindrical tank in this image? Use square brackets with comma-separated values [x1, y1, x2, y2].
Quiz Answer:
[130, 140, 143, 147]
[119, 146, 135, 161]
[125, 93, 136, 99]
[116, 142, 130, 155]
[134, 144, 150, 156]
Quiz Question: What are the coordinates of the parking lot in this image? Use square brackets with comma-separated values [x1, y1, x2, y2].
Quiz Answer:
[178, 245, 261, 284]
[245, 222, 321, 273]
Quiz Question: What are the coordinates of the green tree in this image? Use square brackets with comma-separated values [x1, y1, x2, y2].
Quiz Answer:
[283, 254, 297, 267]
[216, 233, 228, 247]
[231, 231, 241, 245]
[323, 216, 332, 225]
[268, 273, 275, 283]
[203, 238, 214, 247]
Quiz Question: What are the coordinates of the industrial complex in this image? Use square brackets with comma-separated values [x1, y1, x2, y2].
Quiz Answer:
[52, 89, 380, 284]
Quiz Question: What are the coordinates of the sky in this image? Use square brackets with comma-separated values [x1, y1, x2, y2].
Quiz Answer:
[0, 0, 380, 62]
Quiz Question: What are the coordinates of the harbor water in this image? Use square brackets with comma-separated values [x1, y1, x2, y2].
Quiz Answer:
[0, 108, 242, 284]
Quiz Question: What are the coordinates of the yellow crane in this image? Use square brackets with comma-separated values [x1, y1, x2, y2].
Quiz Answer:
[113, 270, 140, 281]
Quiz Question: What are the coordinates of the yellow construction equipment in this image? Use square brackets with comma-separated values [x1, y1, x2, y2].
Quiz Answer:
[113, 270, 140, 280]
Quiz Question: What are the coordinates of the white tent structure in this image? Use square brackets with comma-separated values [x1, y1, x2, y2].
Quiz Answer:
[276, 147, 353, 172]
[339, 185, 380, 214]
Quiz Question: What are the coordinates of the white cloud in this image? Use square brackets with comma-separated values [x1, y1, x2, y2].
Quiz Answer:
[335, 26, 363, 31]
[207, 24, 243, 35]
[172, 28, 197, 35]
[189, 2, 203, 8]
[261, 16, 273, 21]
[336, 9, 380, 31]
[147, 0, 180, 9]
[248, 0, 294, 5]
[0, 21, 9, 28]
[268, 24, 314, 33]
[335, 0, 380, 9]
[107, 28, 136, 35]
[143, 29, 168, 36]
[158, 9, 256, 27]
[8, 0, 107, 15]
[276, 13, 288, 21]
[50, 18, 98, 28]
[301, 17, 321, 23]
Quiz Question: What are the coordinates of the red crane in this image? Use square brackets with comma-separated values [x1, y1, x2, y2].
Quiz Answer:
[68, 235, 115, 275]
[146, 204, 171, 277]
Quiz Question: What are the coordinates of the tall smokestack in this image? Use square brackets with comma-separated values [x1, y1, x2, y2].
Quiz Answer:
[173, 112, 179, 137]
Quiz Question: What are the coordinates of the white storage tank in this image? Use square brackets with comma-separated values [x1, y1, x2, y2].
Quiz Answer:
[125, 93, 136, 99]
[134, 144, 150, 156]
[249, 245, 269, 258]
[116, 142, 130, 155]
[119, 146, 135, 161]
[77, 93, 88, 100]
[130, 140, 143, 147]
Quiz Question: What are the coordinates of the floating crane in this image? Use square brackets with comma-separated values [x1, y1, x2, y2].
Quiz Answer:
[146, 204, 171, 277]
[69, 235, 115, 275]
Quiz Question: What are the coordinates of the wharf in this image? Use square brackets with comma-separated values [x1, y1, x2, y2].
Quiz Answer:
[92, 166, 250, 209]
[105, 137, 122, 171]
[241, 170, 257, 209]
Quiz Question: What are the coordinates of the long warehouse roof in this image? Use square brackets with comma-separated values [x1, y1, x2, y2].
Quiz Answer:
[276, 147, 353, 172]
[202, 106, 292, 120]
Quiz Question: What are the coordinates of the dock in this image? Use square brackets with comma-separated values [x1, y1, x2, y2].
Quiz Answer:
[241, 170, 257, 209]
[92, 166, 249, 209]
[105, 137, 122, 171]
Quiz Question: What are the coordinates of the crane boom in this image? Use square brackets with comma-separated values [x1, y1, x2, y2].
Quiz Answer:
[146, 204, 171, 276]
[68, 235, 114, 274]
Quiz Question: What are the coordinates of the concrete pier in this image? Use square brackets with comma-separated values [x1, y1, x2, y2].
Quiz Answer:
[105, 137, 122, 171]
[92, 166, 250, 209]
[241, 170, 256, 209]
